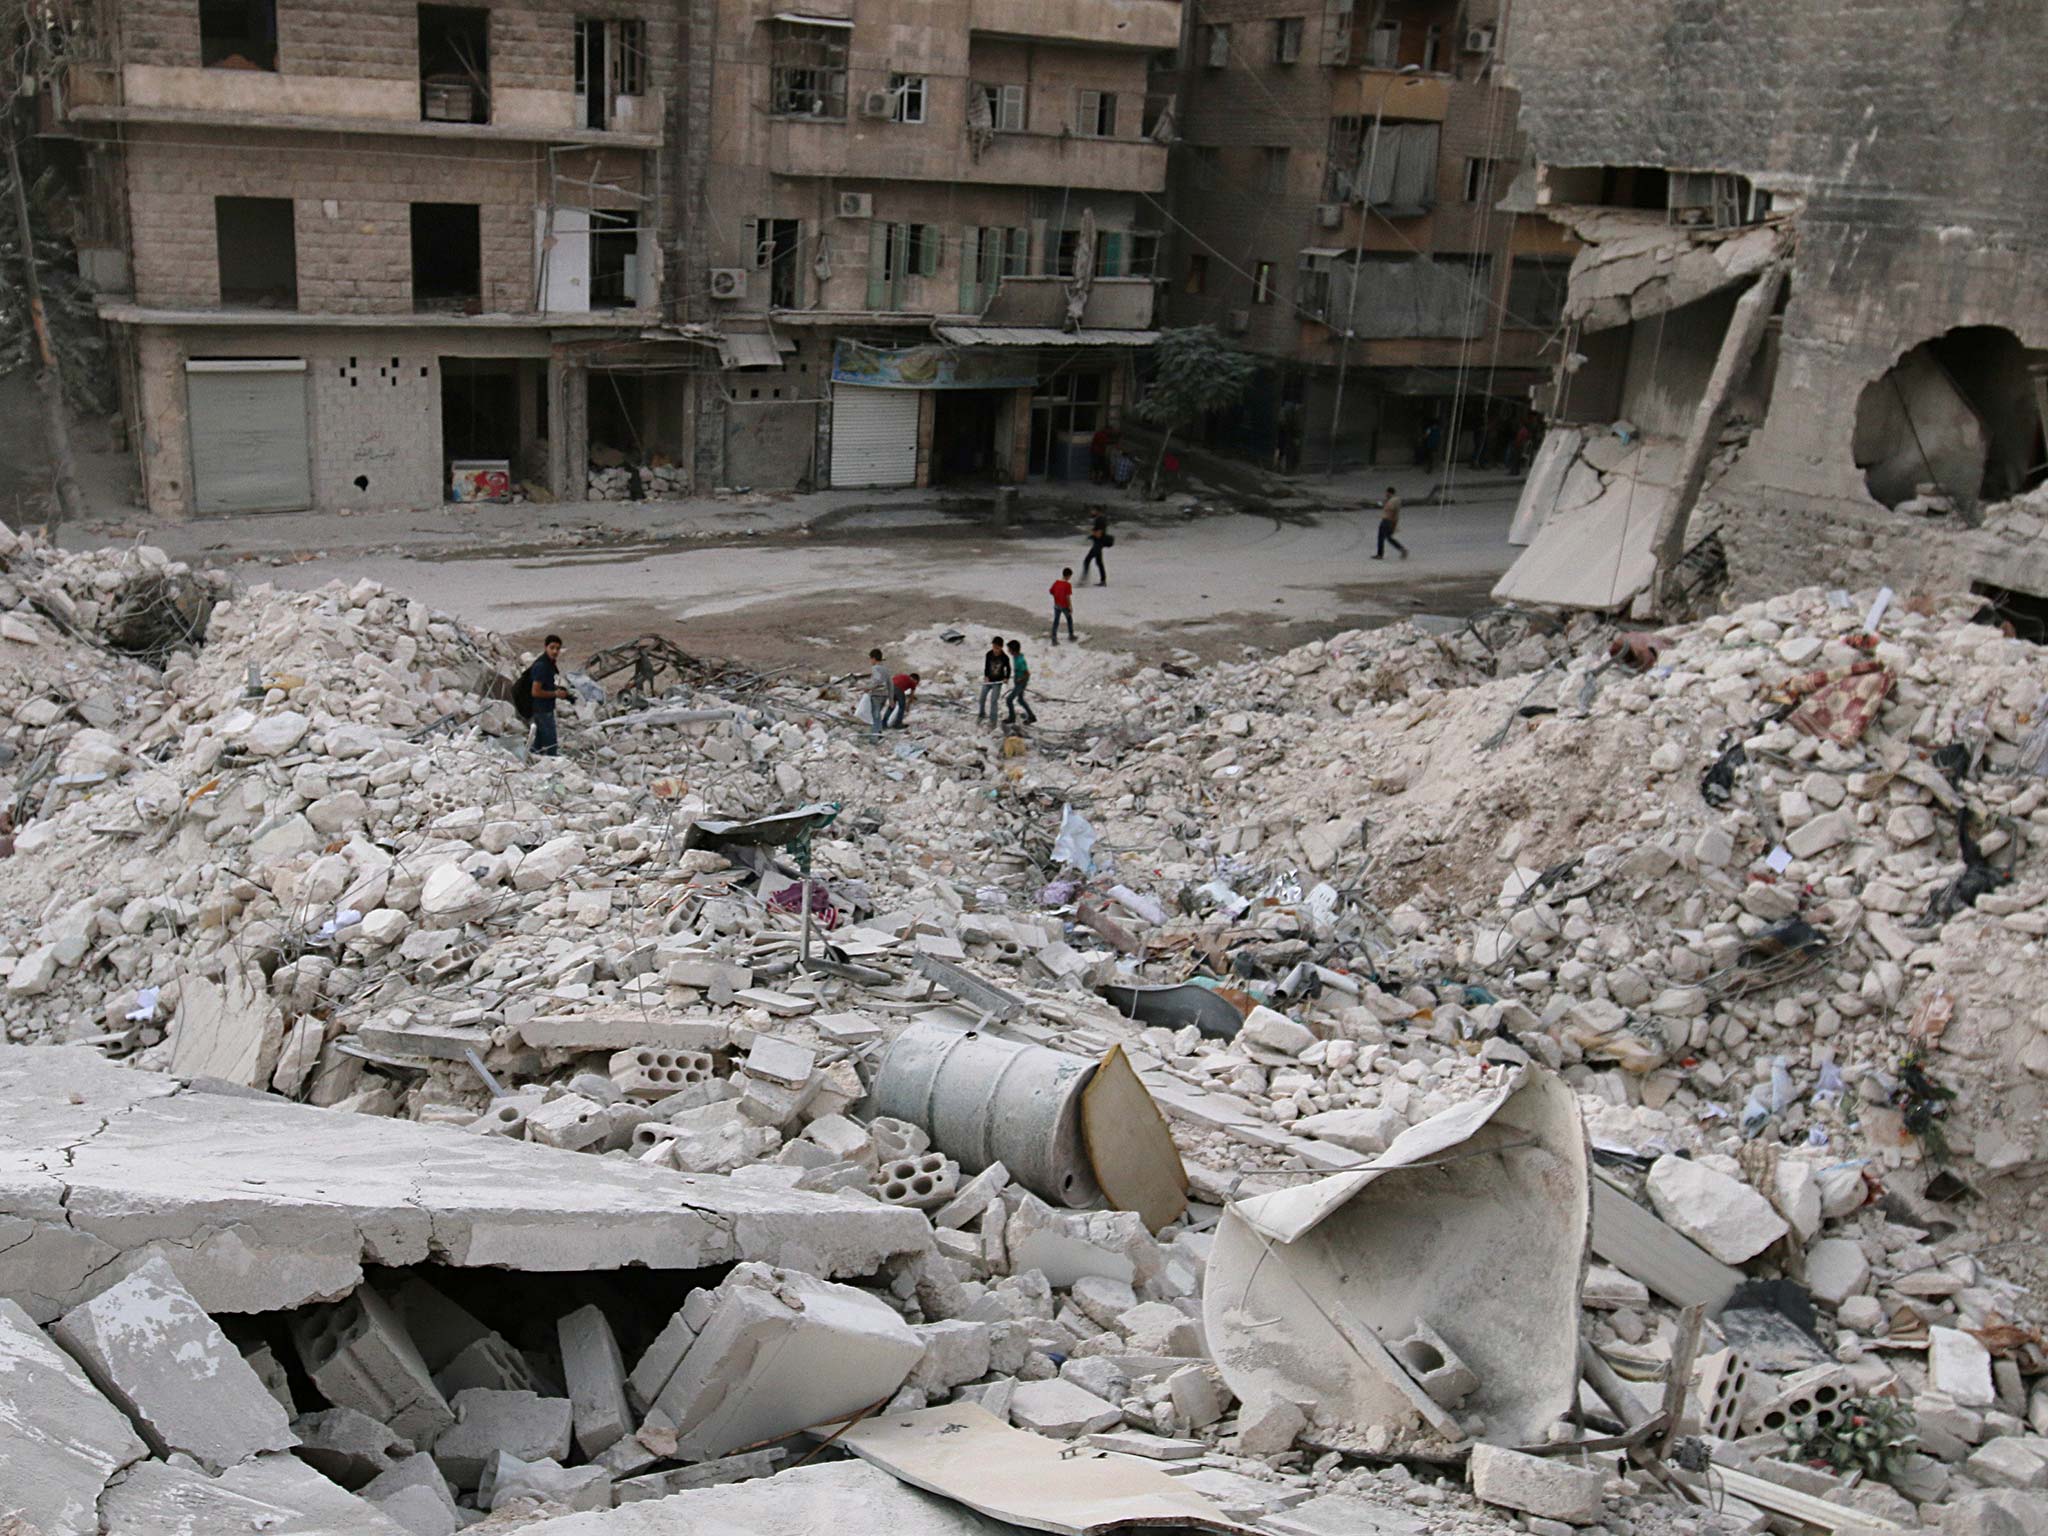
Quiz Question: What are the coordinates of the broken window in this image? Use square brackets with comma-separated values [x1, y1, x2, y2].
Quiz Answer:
[1505, 256, 1570, 329]
[864, 222, 936, 308]
[575, 17, 646, 130]
[1075, 89, 1117, 138]
[1128, 232, 1159, 278]
[1854, 326, 2047, 511]
[1203, 24, 1229, 67]
[1055, 229, 1080, 277]
[1464, 156, 1500, 202]
[974, 82, 1026, 132]
[753, 217, 803, 308]
[215, 197, 296, 307]
[419, 5, 490, 124]
[890, 73, 926, 124]
[1326, 119, 1440, 213]
[1668, 171, 1771, 228]
[589, 210, 641, 310]
[1273, 17, 1304, 64]
[771, 19, 848, 119]
[200, 0, 277, 70]
[410, 202, 481, 311]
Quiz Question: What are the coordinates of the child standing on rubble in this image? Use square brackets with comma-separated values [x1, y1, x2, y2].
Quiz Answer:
[866, 648, 893, 740]
[977, 637, 1011, 724]
[1004, 639, 1037, 726]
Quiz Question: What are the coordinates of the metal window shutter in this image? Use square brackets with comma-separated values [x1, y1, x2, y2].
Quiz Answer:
[187, 360, 312, 514]
[830, 385, 918, 488]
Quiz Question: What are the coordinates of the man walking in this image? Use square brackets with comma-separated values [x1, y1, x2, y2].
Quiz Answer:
[1082, 511, 1110, 587]
[1004, 639, 1037, 726]
[866, 648, 892, 739]
[1374, 486, 1408, 561]
[525, 633, 570, 755]
[977, 637, 1011, 723]
[1050, 568, 1076, 644]
[882, 671, 919, 729]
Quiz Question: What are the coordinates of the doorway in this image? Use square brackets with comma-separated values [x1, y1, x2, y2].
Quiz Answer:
[1028, 371, 1104, 480]
[932, 390, 1005, 483]
[440, 357, 519, 498]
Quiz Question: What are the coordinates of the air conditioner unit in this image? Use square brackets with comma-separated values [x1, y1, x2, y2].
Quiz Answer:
[859, 88, 896, 119]
[1316, 203, 1343, 229]
[708, 268, 747, 300]
[1226, 309, 1250, 334]
[1464, 26, 1495, 52]
[836, 192, 874, 219]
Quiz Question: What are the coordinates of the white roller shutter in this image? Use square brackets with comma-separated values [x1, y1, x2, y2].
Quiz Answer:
[830, 384, 919, 488]
[187, 359, 312, 514]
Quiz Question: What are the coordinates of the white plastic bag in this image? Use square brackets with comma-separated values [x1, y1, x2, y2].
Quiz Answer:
[1051, 804, 1098, 875]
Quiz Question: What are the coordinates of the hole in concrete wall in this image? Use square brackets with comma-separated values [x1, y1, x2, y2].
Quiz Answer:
[201, 0, 277, 70]
[1970, 581, 2048, 644]
[353, 475, 370, 492]
[216, 197, 297, 308]
[411, 203, 482, 311]
[1854, 326, 2048, 512]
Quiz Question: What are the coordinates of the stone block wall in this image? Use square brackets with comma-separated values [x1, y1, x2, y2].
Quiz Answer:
[125, 128, 542, 312]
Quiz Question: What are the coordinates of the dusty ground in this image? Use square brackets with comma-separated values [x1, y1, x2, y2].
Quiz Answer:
[56, 465, 1528, 670]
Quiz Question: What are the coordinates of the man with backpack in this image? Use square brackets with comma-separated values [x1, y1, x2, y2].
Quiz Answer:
[515, 634, 570, 755]
[1082, 511, 1111, 587]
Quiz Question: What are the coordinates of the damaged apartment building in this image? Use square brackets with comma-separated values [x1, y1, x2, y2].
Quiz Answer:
[674, 0, 1177, 492]
[1493, 0, 2048, 619]
[49, 0, 682, 516]
[42, 0, 1182, 514]
[1157, 0, 1575, 468]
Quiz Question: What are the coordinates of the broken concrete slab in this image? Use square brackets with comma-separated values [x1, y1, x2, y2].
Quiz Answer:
[48, 1255, 297, 1475]
[518, 1460, 1011, 1535]
[95, 1452, 415, 1536]
[290, 1405, 415, 1489]
[515, 1014, 730, 1053]
[430, 1388, 574, 1488]
[558, 1303, 633, 1459]
[358, 1453, 460, 1535]
[1468, 1443, 1607, 1524]
[1930, 1325, 1997, 1408]
[0, 1045, 929, 1322]
[0, 1296, 149, 1536]
[837, 1403, 1254, 1534]
[1644, 1153, 1788, 1265]
[1205, 1066, 1588, 1453]
[1006, 1377, 1124, 1439]
[650, 1263, 928, 1461]
[169, 965, 284, 1090]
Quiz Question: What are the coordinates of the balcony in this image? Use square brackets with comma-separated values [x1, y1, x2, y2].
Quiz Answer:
[75, 63, 662, 147]
[769, 120, 1167, 193]
[969, 0, 1182, 51]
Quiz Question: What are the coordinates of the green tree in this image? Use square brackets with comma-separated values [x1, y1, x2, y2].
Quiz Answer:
[1133, 325, 1258, 496]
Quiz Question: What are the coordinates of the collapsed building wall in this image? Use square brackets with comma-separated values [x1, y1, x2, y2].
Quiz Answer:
[1503, 0, 2048, 607]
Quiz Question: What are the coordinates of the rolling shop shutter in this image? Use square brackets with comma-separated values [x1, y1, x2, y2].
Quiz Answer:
[829, 384, 919, 488]
[187, 359, 312, 514]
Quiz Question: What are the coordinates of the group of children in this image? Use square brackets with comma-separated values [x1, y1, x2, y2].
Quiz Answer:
[865, 509, 1114, 740]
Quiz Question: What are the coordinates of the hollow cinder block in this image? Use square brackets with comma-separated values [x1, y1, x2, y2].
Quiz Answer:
[1389, 1321, 1479, 1409]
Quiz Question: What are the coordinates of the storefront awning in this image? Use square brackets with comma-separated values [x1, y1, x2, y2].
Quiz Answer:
[932, 326, 1159, 348]
[716, 327, 793, 369]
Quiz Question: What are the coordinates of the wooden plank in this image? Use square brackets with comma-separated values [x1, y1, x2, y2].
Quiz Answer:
[1591, 1174, 1742, 1312]
[1680, 1466, 1903, 1532]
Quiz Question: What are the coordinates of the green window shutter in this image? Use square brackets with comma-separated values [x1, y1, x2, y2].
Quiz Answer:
[893, 222, 911, 308]
[919, 225, 941, 279]
[1007, 226, 1028, 276]
[866, 221, 889, 309]
[1101, 232, 1124, 276]
[959, 227, 980, 311]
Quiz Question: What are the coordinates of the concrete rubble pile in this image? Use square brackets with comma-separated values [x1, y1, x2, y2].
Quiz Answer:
[1, 515, 2046, 1536]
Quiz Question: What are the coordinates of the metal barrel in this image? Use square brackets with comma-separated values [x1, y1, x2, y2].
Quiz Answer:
[869, 1021, 1101, 1209]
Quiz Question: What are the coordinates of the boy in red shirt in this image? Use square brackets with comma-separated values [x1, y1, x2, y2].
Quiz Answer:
[1049, 568, 1076, 645]
[881, 671, 918, 728]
